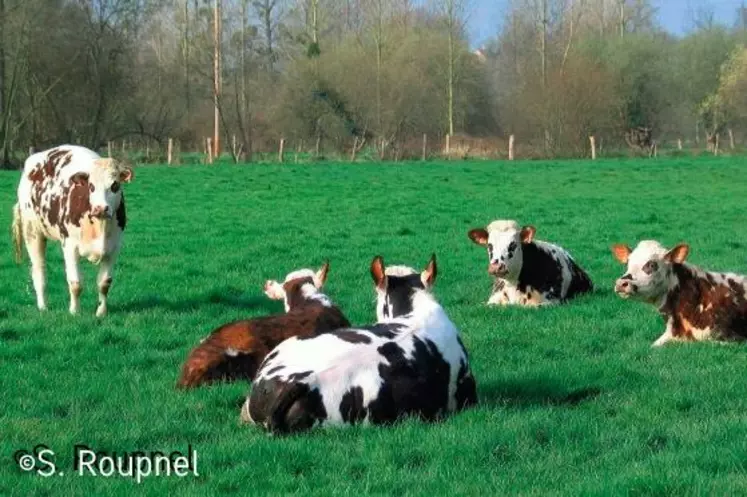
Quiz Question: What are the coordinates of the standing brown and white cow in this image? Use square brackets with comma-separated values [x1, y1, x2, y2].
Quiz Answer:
[12, 145, 133, 317]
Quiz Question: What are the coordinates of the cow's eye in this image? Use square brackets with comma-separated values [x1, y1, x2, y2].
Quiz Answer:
[110, 181, 120, 193]
[89, 184, 95, 193]
[642, 261, 658, 274]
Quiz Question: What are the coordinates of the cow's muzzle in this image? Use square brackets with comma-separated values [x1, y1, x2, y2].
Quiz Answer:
[90, 205, 111, 219]
[614, 279, 637, 298]
[488, 263, 508, 277]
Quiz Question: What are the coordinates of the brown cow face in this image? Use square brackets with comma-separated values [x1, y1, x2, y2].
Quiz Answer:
[84, 159, 133, 219]
[264, 262, 330, 312]
[612, 240, 689, 302]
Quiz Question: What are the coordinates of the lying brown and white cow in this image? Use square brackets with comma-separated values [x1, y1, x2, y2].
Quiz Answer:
[613, 240, 747, 346]
[12, 145, 133, 316]
[468, 220, 593, 306]
[177, 262, 350, 388]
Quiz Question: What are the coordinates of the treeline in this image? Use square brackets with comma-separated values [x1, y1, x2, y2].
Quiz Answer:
[2, 0, 747, 167]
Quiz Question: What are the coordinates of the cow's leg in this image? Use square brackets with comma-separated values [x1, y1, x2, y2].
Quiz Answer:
[95, 252, 117, 318]
[62, 242, 82, 315]
[25, 227, 47, 311]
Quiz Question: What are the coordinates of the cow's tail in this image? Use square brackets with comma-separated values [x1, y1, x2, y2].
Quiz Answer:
[11, 203, 23, 264]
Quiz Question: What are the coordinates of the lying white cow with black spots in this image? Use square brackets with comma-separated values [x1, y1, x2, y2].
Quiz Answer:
[242, 254, 478, 434]
[468, 220, 593, 306]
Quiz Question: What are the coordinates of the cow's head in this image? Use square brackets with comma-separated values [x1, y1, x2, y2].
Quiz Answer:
[612, 240, 689, 302]
[371, 254, 437, 321]
[71, 158, 133, 219]
[264, 262, 330, 312]
[468, 220, 535, 281]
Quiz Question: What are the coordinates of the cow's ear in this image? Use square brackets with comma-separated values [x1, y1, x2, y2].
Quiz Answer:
[520, 225, 536, 243]
[70, 172, 89, 186]
[119, 168, 133, 183]
[611, 244, 632, 264]
[468, 228, 489, 246]
[664, 243, 689, 264]
[263, 280, 285, 300]
[421, 253, 437, 288]
[370, 256, 387, 290]
[314, 261, 329, 289]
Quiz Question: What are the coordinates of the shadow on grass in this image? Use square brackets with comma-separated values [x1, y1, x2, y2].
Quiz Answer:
[480, 378, 602, 408]
[118, 290, 276, 314]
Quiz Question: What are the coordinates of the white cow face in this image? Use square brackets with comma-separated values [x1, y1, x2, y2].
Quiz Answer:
[264, 262, 329, 312]
[78, 158, 133, 219]
[468, 220, 536, 281]
[612, 240, 689, 301]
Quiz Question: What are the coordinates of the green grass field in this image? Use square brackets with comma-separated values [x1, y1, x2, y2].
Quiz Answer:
[2, 157, 747, 496]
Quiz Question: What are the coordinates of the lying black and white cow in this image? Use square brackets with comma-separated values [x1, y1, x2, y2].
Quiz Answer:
[613, 240, 747, 346]
[468, 220, 593, 306]
[242, 254, 478, 434]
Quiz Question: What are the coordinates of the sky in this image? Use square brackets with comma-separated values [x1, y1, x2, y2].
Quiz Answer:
[467, 0, 746, 48]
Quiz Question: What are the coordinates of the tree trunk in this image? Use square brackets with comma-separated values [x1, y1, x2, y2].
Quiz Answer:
[447, 0, 455, 136]
[213, 0, 221, 157]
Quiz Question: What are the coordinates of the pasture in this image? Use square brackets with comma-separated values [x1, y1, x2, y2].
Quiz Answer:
[2, 157, 747, 495]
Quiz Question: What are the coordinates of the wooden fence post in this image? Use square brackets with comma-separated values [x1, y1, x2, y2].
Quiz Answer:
[28, 146, 35, 156]
[445, 134, 451, 156]
[729, 128, 735, 150]
[167, 138, 173, 165]
[589, 136, 596, 160]
[508, 134, 515, 161]
[315, 133, 321, 157]
[351, 137, 358, 161]
[207, 137, 214, 164]
[107, 141, 112, 158]
[278, 138, 285, 163]
[714, 134, 719, 156]
[677, 138, 682, 150]
[422, 134, 427, 161]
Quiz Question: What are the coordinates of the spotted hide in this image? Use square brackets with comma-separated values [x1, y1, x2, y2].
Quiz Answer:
[12, 145, 133, 317]
[468, 220, 593, 306]
[613, 240, 747, 346]
[242, 254, 478, 435]
[177, 263, 350, 388]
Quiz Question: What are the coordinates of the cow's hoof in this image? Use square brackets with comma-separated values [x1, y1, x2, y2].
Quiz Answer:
[69, 306, 80, 315]
[95, 306, 107, 318]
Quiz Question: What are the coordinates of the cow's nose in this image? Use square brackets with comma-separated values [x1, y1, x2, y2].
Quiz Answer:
[615, 279, 633, 294]
[90, 206, 110, 218]
[488, 263, 507, 276]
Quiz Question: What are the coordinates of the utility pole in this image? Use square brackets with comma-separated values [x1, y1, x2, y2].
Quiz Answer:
[213, 0, 222, 158]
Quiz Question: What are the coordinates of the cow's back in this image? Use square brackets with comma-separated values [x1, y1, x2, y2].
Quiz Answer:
[521, 241, 592, 301]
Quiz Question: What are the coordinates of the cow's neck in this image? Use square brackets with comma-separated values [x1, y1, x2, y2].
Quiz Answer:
[657, 263, 700, 316]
